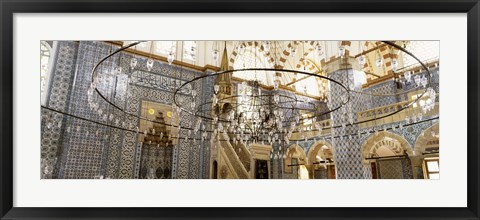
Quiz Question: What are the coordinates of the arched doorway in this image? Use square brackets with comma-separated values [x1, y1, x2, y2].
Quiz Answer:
[361, 131, 414, 179]
[414, 123, 439, 179]
[284, 144, 308, 179]
[307, 140, 336, 179]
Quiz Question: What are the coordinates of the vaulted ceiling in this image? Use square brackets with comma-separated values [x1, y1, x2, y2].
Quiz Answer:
[121, 40, 439, 97]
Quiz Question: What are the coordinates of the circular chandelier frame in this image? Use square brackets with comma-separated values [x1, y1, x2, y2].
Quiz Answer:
[173, 68, 351, 122]
[193, 93, 318, 122]
[85, 40, 435, 140]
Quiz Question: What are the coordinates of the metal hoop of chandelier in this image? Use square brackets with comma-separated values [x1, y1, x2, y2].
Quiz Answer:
[348, 41, 434, 97]
[173, 68, 351, 121]
[172, 68, 350, 142]
[87, 41, 435, 142]
[193, 93, 318, 121]
[344, 41, 435, 127]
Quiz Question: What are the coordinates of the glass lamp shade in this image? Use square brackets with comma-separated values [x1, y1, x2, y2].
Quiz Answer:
[167, 52, 175, 65]
[273, 80, 280, 90]
[427, 87, 436, 98]
[130, 58, 138, 69]
[146, 59, 154, 71]
[357, 55, 366, 66]
[421, 76, 428, 87]
[315, 45, 323, 56]
[263, 41, 270, 52]
[238, 45, 245, 55]
[290, 47, 297, 57]
[391, 59, 398, 71]
[114, 66, 123, 75]
[212, 49, 219, 61]
[338, 45, 346, 57]
[404, 71, 412, 82]
[375, 58, 383, 68]
[414, 75, 421, 86]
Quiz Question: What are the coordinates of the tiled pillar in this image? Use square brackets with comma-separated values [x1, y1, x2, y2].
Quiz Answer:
[329, 68, 370, 179]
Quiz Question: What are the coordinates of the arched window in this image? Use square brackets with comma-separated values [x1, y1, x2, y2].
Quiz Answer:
[41, 41, 53, 105]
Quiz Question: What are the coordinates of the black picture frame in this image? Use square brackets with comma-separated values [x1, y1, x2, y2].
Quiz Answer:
[1, 0, 479, 219]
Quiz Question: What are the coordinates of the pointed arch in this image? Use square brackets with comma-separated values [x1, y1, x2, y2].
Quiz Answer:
[414, 122, 440, 156]
[229, 41, 274, 70]
[307, 139, 336, 179]
[307, 140, 334, 165]
[284, 144, 307, 173]
[361, 131, 413, 164]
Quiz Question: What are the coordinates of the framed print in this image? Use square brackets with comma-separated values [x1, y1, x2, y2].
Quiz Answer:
[1, 0, 479, 219]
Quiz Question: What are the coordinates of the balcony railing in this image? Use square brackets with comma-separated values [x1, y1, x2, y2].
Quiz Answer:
[288, 98, 438, 140]
[356, 99, 439, 129]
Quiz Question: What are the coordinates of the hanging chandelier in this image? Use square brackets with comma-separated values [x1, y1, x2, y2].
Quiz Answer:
[78, 40, 436, 149]
[172, 67, 349, 146]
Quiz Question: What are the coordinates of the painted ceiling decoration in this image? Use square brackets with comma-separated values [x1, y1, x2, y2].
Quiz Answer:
[122, 40, 439, 97]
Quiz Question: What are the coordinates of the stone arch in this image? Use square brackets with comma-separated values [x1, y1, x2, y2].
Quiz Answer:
[307, 140, 334, 165]
[299, 59, 328, 94]
[362, 41, 401, 77]
[413, 122, 439, 179]
[414, 122, 439, 156]
[284, 144, 307, 173]
[377, 43, 398, 75]
[278, 41, 329, 70]
[340, 41, 353, 57]
[292, 41, 352, 69]
[296, 59, 322, 73]
[278, 41, 303, 69]
[291, 41, 316, 68]
[231, 41, 354, 74]
[229, 41, 275, 70]
[306, 140, 336, 179]
[361, 131, 413, 165]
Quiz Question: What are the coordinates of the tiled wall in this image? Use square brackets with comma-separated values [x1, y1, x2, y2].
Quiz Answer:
[270, 67, 439, 179]
[42, 41, 212, 179]
[41, 41, 78, 179]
